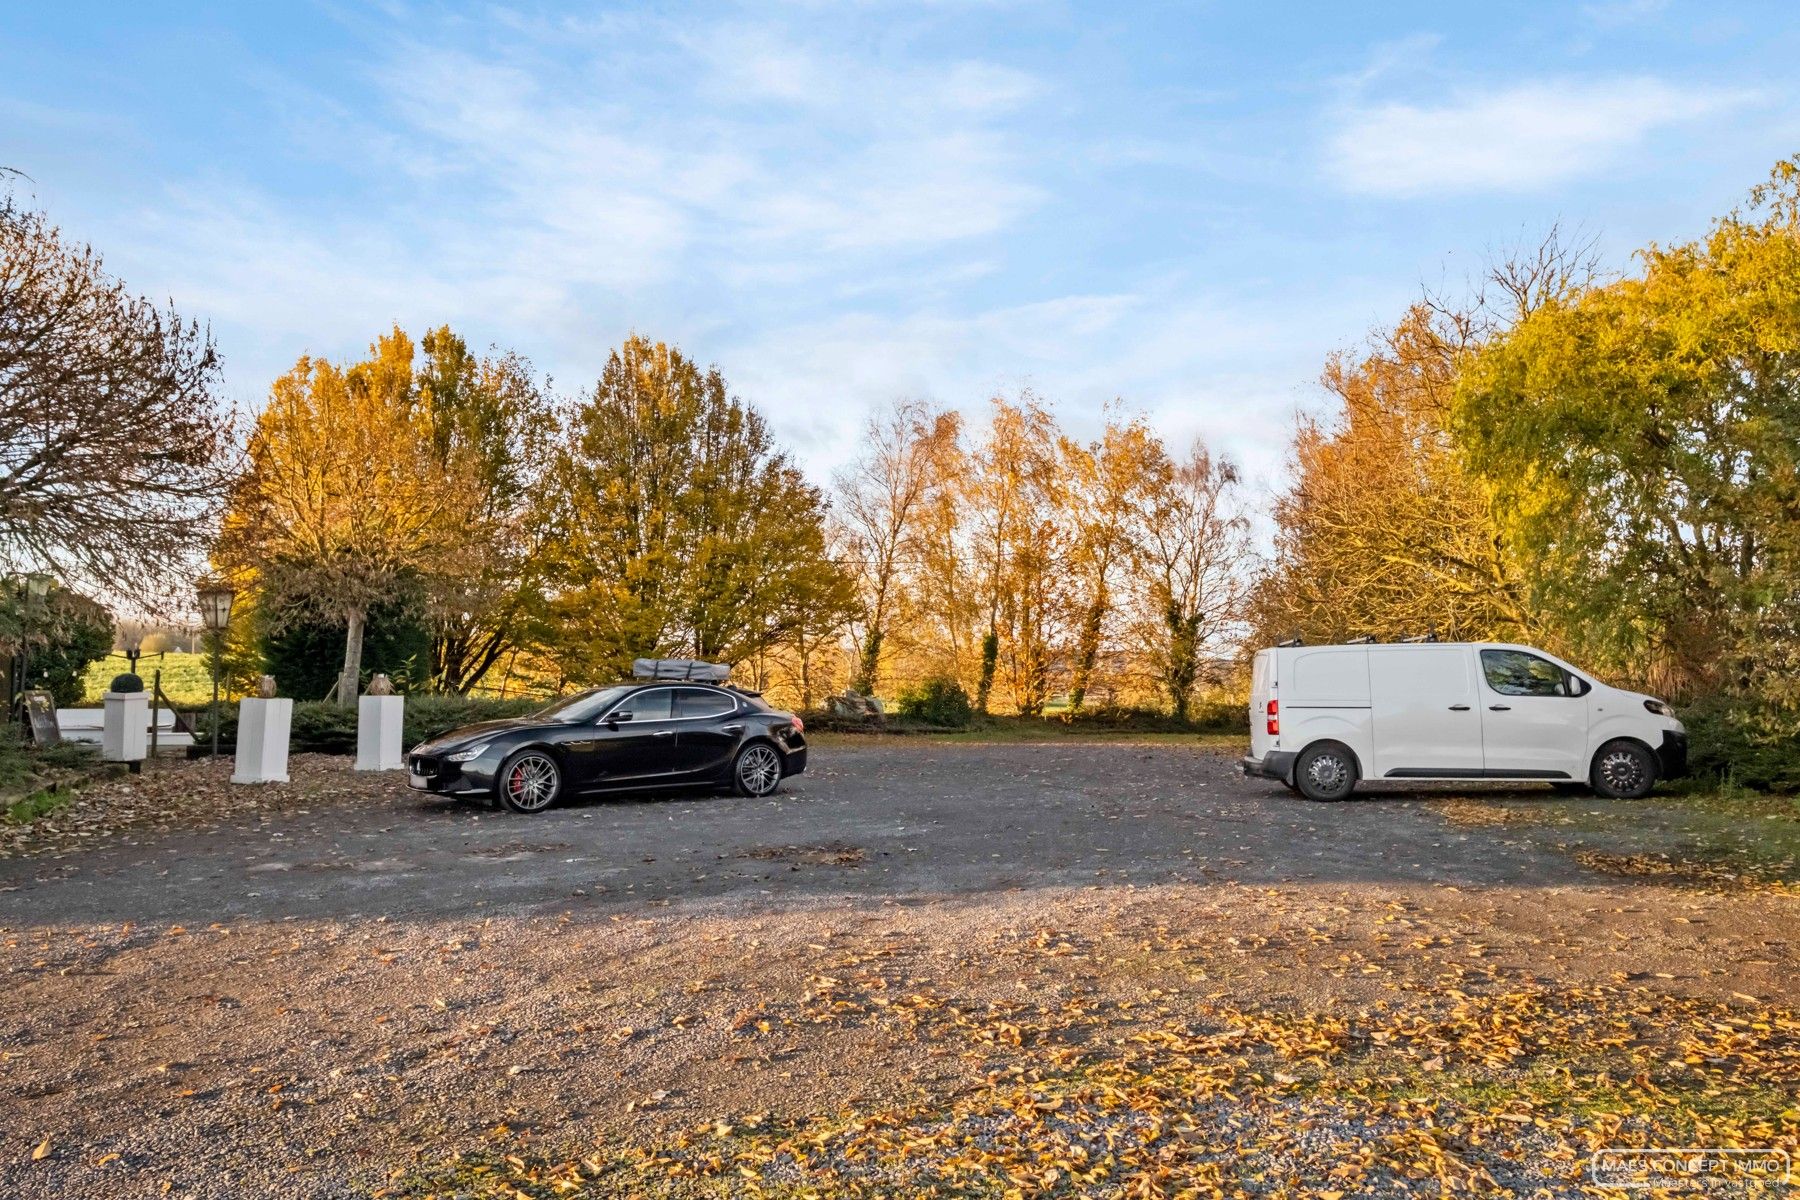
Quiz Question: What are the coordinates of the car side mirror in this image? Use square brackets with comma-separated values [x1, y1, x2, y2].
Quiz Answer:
[607, 710, 634, 728]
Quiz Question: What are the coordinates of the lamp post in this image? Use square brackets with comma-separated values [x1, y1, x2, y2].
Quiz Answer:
[196, 583, 235, 759]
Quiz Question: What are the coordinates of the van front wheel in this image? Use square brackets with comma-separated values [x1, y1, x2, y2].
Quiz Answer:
[1591, 740, 1657, 800]
[1294, 742, 1358, 802]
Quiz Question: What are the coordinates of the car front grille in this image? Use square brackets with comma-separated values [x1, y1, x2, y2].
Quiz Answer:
[410, 756, 439, 777]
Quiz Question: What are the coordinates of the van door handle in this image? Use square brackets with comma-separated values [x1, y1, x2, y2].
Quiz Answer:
[1489, 704, 1511, 711]
[1448, 704, 1470, 711]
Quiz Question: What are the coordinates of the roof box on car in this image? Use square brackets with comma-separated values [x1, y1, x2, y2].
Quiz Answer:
[632, 658, 731, 683]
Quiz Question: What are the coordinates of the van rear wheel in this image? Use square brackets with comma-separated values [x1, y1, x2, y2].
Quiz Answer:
[1591, 740, 1657, 800]
[1294, 742, 1358, 802]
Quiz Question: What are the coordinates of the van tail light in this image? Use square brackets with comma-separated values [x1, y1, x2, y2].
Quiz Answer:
[1265, 699, 1279, 737]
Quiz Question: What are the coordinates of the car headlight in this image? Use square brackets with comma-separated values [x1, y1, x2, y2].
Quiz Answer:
[443, 743, 490, 763]
[1643, 699, 1673, 717]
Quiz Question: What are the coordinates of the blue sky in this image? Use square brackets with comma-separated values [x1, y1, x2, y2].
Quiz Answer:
[5, 0, 1797, 493]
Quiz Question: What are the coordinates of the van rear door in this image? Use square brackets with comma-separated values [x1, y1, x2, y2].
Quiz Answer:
[1367, 646, 1483, 778]
[1249, 650, 1274, 759]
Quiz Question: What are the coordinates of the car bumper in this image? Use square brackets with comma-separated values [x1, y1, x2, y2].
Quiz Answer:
[406, 754, 498, 797]
[1657, 730, 1689, 780]
[1241, 751, 1296, 784]
[781, 745, 808, 777]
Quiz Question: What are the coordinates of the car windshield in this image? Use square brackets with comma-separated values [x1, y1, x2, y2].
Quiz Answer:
[534, 686, 634, 724]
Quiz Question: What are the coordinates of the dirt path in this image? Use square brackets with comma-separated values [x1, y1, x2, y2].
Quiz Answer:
[0, 744, 1792, 1197]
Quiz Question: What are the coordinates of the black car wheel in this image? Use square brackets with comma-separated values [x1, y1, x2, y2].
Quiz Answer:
[1294, 741, 1357, 802]
[1591, 740, 1657, 800]
[734, 742, 782, 797]
[498, 750, 562, 813]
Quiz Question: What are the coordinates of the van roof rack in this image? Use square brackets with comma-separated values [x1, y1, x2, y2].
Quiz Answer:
[1345, 635, 1376, 644]
[1275, 637, 1303, 648]
[1399, 633, 1438, 643]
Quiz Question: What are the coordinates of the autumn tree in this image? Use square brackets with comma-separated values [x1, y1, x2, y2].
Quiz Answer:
[1251, 233, 1596, 650]
[1059, 410, 1163, 712]
[0, 204, 233, 603]
[1135, 442, 1252, 719]
[220, 329, 473, 705]
[408, 327, 557, 694]
[965, 395, 1064, 714]
[543, 336, 856, 682]
[1455, 160, 1800, 698]
[834, 399, 960, 695]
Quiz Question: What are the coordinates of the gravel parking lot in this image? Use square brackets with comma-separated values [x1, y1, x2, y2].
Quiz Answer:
[1, 739, 1793, 1197]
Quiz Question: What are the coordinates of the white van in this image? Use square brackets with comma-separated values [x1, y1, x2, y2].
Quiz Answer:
[1242, 641, 1687, 801]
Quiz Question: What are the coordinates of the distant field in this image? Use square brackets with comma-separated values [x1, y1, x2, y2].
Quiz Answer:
[79, 653, 216, 706]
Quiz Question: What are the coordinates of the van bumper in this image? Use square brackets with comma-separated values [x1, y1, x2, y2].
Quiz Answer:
[1241, 751, 1297, 784]
[1657, 730, 1689, 780]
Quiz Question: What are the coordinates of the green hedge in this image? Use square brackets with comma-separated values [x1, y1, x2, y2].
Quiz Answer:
[1682, 695, 1800, 792]
[196, 695, 548, 756]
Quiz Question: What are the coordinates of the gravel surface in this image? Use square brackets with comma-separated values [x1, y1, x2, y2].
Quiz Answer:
[0, 741, 1793, 1198]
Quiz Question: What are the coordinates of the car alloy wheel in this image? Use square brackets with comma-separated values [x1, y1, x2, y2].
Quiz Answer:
[501, 752, 560, 813]
[735, 744, 782, 797]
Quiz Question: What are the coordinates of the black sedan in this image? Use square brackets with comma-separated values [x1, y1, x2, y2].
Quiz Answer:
[406, 682, 807, 813]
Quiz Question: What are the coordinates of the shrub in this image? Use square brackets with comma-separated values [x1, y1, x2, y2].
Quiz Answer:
[896, 677, 974, 727]
[1682, 694, 1800, 793]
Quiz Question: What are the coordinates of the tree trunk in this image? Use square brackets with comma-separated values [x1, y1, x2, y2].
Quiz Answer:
[1068, 590, 1106, 714]
[852, 627, 882, 696]
[975, 627, 999, 714]
[1161, 601, 1203, 724]
[338, 607, 366, 708]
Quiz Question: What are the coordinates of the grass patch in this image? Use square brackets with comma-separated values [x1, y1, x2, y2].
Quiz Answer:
[4, 785, 73, 825]
[1426, 784, 1800, 891]
[808, 712, 1243, 748]
[81, 651, 218, 706]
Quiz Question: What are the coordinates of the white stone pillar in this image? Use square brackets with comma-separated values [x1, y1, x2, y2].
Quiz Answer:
[101, 690, 149, 763]
[231, 697, 293, 784]
[356, 694, 406, 771]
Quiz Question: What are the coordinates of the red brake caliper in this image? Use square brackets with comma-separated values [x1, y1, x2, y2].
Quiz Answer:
[510, 765, 524, 798]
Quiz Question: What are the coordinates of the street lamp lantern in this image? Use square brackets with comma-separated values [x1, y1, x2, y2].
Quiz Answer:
[23, 572, 51, 601]
[197, 584, 235, 632]
[195, 581, 236, 759]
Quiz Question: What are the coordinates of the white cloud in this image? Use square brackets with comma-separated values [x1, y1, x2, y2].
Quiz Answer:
[1327, 77, 1754, 196]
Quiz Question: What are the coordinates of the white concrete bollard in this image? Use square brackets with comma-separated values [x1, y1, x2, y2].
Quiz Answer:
[101, 690, 149, 763]
[356, 694, 406, 771]
[232, 697, 293, 784]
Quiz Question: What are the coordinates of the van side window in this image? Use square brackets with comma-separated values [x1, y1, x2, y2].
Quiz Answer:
[1480, 650, 1572, 697]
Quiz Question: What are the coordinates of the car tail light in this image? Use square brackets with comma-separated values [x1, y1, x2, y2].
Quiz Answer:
[791, 715, 804, 734]
[1265, 699, 1278, 737]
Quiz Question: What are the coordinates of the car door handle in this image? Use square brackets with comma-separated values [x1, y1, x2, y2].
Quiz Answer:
[1489, 704, 1510, 711]
[652, 730, 674, 738]
[721, 724, 744, 735]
